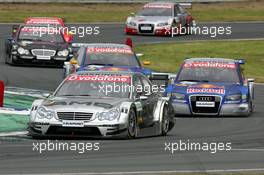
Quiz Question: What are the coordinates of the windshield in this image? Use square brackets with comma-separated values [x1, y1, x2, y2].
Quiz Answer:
[177, 62, 240, 83]
[55, 75, 131, 98]
[137, 8, 172, 16]
[83, 48, 140, 67]
[18, 26, 64, 43]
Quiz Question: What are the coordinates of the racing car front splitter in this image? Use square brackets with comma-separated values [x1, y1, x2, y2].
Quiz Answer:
[28, 122, 128, 138]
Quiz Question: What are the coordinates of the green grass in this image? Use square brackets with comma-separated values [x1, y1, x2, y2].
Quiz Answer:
[0, 1, 264, 23]
[0, 114, 28, 132]
[4, 93, 36, 109]
[135, 40, 264, 83]
[0, 94, 36, 132]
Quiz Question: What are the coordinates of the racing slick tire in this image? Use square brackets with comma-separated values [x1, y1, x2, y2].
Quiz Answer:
[249, 90, 254, 113]
[28, 127, 45, 140]
[184, 20, 195, 35]
[127, 109, 138, 139]
[161, 106, 170, 136]
[5, 53, 17, 66]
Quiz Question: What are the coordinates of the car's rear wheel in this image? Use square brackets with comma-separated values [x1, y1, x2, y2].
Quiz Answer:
[249, 98, 254, 113]
[161, 106, 170, 135]
[127, 109, 137, 139]
[185, 20, 195, 35]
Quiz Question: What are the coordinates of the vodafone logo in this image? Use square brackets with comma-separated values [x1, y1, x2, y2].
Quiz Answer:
[144, 4, 173, 9]
[87, 47, 133, 54]
[184, 62, 236, 69]
[26, 19, 60, 25]
[67, 75, 131, 83]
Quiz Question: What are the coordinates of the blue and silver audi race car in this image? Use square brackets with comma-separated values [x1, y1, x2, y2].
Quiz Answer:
[64, 42, 173, 86]
[165, 58, 254, 116]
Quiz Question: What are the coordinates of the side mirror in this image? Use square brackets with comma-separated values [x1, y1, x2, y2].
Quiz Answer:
[143, 60, 151, 65]
[42, 93, 51, 98]
[67, 31, 74, 36]
[247, 78, 255, 83]
[130, 12, 135, 16]
[139, 95, 148, 100]
[136, 53, 144, 57]
[70, 58, 78, 65]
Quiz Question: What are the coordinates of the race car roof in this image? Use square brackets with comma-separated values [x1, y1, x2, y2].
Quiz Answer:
[184, 58, 237, 64]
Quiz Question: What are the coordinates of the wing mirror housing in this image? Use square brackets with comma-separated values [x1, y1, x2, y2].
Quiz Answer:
[70, 58, 78, 65]
[130, 12, 135, 16]
[139, 95, 148, 100]
[136, 53, 144, 57]
[247, 78, 255, 83]
[42, 93, 51, 98]
[143, 60, 151, 65]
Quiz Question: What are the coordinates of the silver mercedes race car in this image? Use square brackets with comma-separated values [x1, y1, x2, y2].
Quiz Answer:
[125, 1, 196, 36]
[28, 71, 175, 139]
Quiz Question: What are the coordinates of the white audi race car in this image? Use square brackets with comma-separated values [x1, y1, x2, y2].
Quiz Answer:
[28, 71, 175, 139]
[125, 1, 196, 36]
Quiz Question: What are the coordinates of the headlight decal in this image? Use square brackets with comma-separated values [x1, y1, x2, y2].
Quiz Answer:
[57, 49, 69, 57]
[36, 107, 55, 119]
[130, 21, 137, 26]
[17, 47, 30, 55]
[96, 109, 120, 121]
[225, 94, 242, 101]
[157, 22, 169, 27]
[225, 94, 242, 104]
[171, 92, 185, 100]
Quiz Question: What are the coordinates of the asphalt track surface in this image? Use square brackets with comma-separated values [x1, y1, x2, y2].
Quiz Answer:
[0, 22, 264, 174]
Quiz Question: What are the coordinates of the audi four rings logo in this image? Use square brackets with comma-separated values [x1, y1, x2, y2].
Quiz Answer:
[199, 97, 212, 101]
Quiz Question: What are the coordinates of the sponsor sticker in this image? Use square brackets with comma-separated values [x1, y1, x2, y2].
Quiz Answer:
[134, 101, 143, 111]
[26, 19, 61, 25]
[140, 26, 152, 31]
[187, 88, 225, 94]
[62, 120, 84, 128]
[21, 27, 60, 34]
[36, 56, 51, 60]
[67, 75, 131, 83]
[183, 62, 236, 69]
[187, 84, 225, 94]
[87, 47, 133, 54]
[196, 101, 215, 107]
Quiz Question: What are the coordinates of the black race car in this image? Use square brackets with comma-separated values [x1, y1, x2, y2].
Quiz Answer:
[4, 25, 73, 66]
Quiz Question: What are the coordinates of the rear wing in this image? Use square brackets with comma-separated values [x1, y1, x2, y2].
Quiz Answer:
[153, 1, 192, 9]
[179, 3, 192, 9]
[71, 43, 91, 55]
[71, 43, 91, 48]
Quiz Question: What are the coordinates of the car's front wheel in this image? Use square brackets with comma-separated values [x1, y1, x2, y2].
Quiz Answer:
[161, 106, 170, 135]
[127, 109, 137, 139]
[7, 54, 17, 65]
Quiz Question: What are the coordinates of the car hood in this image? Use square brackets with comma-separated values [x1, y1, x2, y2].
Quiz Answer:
[41, 96, 129, 112]
[168, 82, 242, 96]
[132, 16, 172, 24]
[17, 40, 68, 50]
[78, 65, 153, 75]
